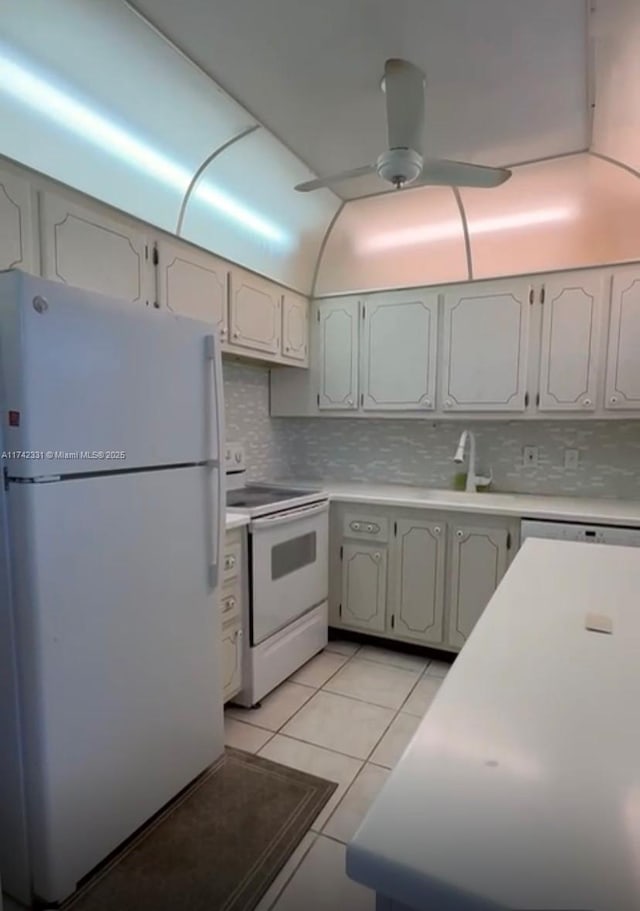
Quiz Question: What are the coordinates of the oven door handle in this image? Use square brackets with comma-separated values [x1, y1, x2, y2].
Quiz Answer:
[250, 501, 329, 530]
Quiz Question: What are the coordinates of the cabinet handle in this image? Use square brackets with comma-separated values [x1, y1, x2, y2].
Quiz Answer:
[456, 530, 464, 538]
[581, 397, 592, 407]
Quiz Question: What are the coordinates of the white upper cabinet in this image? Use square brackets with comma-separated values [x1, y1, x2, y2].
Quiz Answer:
[441, 279, 531, 412]
[361, 290, 438, 411]
[156, 238, 229, 341]
[317, 298, 360, 410]
[40, 192, 150, 305]
[0, 169, 38, 273]
[228, 266, 281, 355]
[392, 518, 445, 645]
[281, 291, 309, 365]
[537, 272, 605, 412]
[605, 268, 640, 410]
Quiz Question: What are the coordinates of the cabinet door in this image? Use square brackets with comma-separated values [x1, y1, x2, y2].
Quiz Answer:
[341, 542, 387, 632]
[221, 621, 242, 702]
[40, 192, 150, 304]
[441, 280, 530, 411]
[157, 239, 229, 341]
[362, 291, 438, 411]
[0, 169, 38, 272]
[605, 269, 640, 410]
[537, 272, 605, 412]
[282, 291, 309, 365]
[448, 525, 509, 649]
[393, 519, 445, 645]
[318, 298, 360, 410]
[228, 267, 281, 355]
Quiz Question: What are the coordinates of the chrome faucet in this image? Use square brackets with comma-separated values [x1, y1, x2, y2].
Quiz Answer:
[453, 430, 478, 492]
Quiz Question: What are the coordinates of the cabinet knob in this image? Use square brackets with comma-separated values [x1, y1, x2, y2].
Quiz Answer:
[223, 597, 236, 612]
[434, 526, 441, 535]
[456, 530, 464, 538]
[374, 552, 381, 561]
[285, 345, 290, 352]
[422, 398, 432, 408]
[352, 522, 361, 531]
[445, 399, 453, 409]
[610, 395, 618, 405]
[347, 398, 354, 406]
[233, 330, 240, 338]
[367, 524, 374, 532]
[581, 397, 592, 407]
[225, 555, 236, 569]
[220, 328, 227, 338]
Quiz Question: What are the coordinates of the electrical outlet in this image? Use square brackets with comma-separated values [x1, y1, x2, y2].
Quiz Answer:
[522, 446, 539, 467]
[564, 448, 579, 470]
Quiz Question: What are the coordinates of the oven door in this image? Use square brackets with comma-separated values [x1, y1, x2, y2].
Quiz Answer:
[250, 501, 329, 645]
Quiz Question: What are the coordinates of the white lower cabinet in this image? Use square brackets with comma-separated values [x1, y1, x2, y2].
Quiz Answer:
[333, 506, 517, 652]
[220, 527, 245, 703]
[392, 518, 446, 646]
[341, 542, 388, 632]
[447, 524, 510, 649]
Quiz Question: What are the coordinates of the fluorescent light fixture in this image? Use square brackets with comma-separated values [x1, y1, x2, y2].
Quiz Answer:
[358, 206, 576, 254]
[0, 45, 289, 246]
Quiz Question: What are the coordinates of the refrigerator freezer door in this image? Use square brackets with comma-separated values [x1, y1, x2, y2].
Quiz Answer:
[6, 465, 223, 904]
[0, 271, 223, 478]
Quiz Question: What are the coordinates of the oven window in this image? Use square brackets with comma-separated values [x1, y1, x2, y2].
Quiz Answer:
[271, 532, 317, 580]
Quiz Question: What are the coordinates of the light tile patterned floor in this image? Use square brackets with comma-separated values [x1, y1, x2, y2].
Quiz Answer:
[224, 640, 452, 911]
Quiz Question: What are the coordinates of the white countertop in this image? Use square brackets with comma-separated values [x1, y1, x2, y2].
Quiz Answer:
[347, 538, 640, 911]
[225, 511, 249, 531]
[273, 479, 640, 526]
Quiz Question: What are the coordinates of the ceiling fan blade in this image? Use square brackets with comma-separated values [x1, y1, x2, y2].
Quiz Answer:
[295, 164, 376, 192]
[414, 159, 512, 189]
[384, 58, 425, 153]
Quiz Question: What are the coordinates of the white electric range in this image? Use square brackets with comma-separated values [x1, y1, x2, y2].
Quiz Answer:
[225, 444, 329, 705]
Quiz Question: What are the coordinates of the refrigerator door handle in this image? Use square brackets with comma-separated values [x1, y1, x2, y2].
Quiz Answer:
[205, 334, 225, 590]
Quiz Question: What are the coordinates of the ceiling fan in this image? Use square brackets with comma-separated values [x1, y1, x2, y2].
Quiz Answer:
[295, 58, 512, 195]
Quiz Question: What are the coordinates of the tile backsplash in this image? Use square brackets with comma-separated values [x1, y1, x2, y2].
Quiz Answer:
[224, 360, 640, 499]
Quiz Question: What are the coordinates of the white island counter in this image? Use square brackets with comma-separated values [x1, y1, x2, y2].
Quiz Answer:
[347, 538, 640, 911]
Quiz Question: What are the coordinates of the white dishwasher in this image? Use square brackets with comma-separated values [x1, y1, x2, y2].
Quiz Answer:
[521, 519, 640, 547]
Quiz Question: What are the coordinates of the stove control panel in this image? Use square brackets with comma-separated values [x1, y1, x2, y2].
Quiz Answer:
[224, 442, 245, 474]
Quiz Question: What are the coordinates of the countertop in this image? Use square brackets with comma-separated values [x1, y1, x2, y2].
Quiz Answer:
[272, 479, 640, 526]
[347, 538, 640, 911]
[225, 511, 249, 531]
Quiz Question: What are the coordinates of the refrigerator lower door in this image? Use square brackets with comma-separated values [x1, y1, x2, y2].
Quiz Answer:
[6, 465, 223, 905]
[0, 271, 224, 478]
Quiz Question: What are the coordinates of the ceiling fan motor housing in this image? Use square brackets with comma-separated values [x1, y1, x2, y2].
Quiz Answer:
[376, 148, 424, 187]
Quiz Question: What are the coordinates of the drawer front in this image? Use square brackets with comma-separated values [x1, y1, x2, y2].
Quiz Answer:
[343, 513, 389, 542]
[220, 586, 241, 624]
[223, 540, 241, 584]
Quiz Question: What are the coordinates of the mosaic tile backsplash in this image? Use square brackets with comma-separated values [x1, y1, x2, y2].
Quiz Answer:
[224, 361, 640, 499]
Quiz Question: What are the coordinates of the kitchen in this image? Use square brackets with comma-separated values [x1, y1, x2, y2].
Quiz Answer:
[1, 1, 640, 910]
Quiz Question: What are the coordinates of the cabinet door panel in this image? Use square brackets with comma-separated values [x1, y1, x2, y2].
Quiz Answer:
[229, 268, 281, 354]
[282, 291, 309, 364]
[0, 169, 37, 272]
[538, 273, 604, 412]
[40, 193, 149, 304]
[441, 281, 530, 411]
[318, 298, 359, 410]
[362, 292, 437, 411]
[605, 270, 640, 410]
[341, 543, 387, 632]
[448, 526, 508, 649]
[222, 622, 242, 702]
[394, 519, 445, 645]
[157, 239, 229, 341]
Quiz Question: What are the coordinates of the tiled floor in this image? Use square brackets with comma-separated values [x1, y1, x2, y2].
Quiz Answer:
[227, 639, 452, 911]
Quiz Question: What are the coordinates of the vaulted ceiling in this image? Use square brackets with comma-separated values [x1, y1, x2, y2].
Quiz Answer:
[132, 0, 590, 199]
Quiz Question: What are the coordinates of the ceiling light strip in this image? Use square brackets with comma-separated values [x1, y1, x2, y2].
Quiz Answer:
[451, 186, 473, 280]
[175, 123, 260, 235]
[310, 200, 346, 298]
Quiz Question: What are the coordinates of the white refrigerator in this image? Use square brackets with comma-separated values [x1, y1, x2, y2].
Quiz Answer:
[0, 271, 225, 906]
